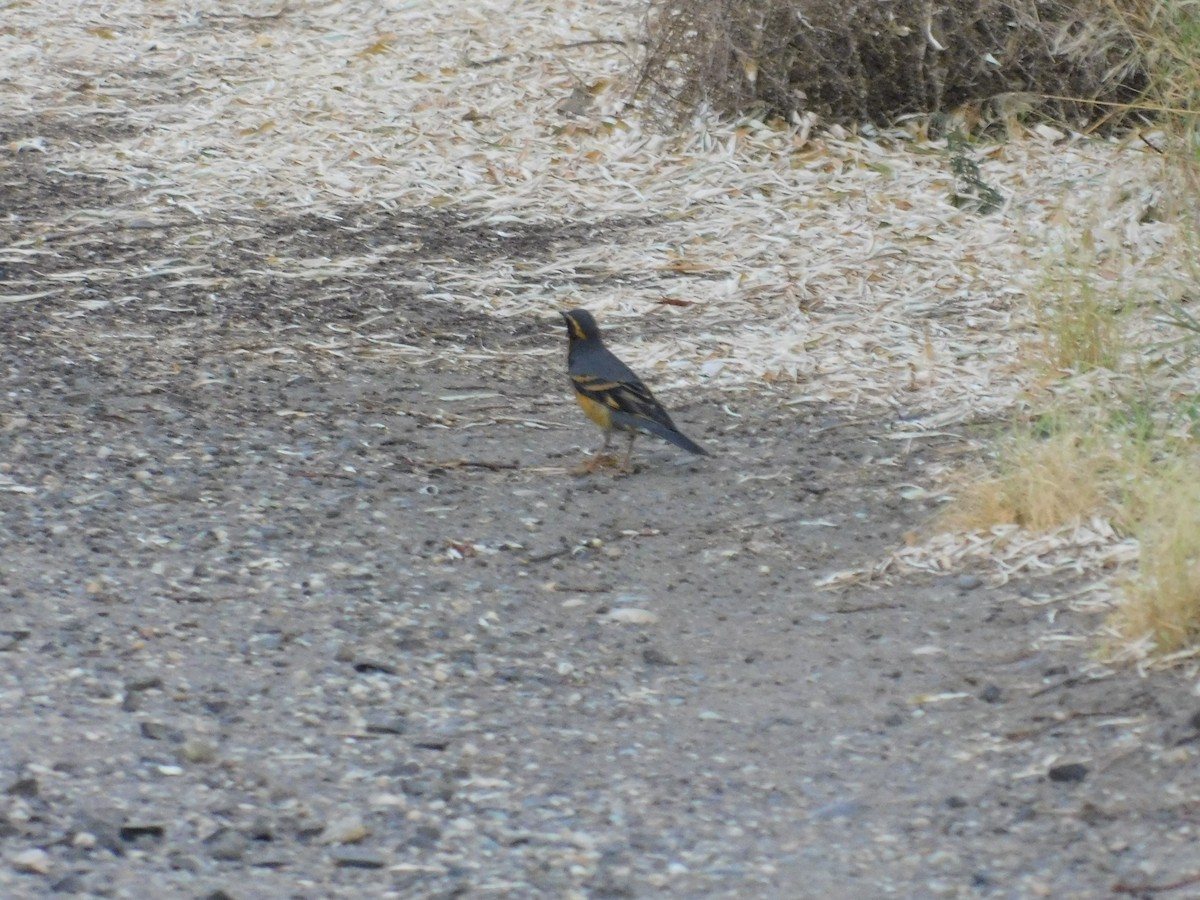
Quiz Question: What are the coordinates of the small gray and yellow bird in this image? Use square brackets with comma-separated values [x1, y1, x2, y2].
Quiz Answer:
[560, 308, 708, 472]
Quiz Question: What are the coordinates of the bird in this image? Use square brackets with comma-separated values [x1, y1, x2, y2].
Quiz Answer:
[560, 308, 708, 472]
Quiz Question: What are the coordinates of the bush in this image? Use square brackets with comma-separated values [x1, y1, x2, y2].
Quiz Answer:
[637, 0, 1150, 127]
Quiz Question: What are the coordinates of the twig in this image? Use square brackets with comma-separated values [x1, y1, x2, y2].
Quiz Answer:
[1030, 675, 1081, 697]
[1004, 709, 1135, 741]
[1139, 132, 1166, 156]
[447, 459, 519, 471]
[524, 528, 661, 564]
[546, 582, 610, 593]
[552, 39, 628, 50]
[1114, 871, 1200, 894]
[466, 53, 517, 69]
[525, 544, 572, 564]
[291, 469, 357, 480]
[398, 456, 518, 472]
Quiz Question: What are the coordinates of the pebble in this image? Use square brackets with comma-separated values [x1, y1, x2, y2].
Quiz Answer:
[76, 814, 124, 854]
[604, 608, 658, 625]
[203, 827, 248, 861]
[978, 684, 1002, 703]
[331, 848, 387, 869]
[247, 850, 290, 869]
[252, 631, 284, 651]
[1048, 763, 1089, 783]
[321, 815, 370, 845]
[642, 647, 677, 666]
[118, 824, 165, 846]
[140, 721, 184, 743]
[124, 675, 164, 693]
[50, 873, 85, 893]
[6, 776, 38, 798]
[956, 574, 983, 591]
[407, 824, 442, 850]
[813, 799, 863, 820]
[166, 851, 201, 873]
[11, 848, 52, 875]
[365, 716, 409, 735]
[179, 738, 219, 764]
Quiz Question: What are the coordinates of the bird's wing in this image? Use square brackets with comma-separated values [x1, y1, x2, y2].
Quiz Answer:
[570, 373, 677, 431]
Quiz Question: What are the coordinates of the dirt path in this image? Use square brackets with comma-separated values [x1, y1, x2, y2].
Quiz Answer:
[1, 146, 1199, 899]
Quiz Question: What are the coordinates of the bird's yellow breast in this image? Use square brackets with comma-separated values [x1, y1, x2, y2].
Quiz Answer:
[575, 392, 613, 430]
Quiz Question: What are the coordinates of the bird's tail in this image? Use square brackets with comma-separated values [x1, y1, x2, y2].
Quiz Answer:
[639, 418, 709, 456]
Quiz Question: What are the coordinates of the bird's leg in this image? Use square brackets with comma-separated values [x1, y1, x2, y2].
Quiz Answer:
[619, 433, 636, 474]
[579, 431, 619, 474]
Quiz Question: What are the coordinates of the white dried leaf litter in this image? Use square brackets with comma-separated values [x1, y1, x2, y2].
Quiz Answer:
[4, 0, 1196, 637]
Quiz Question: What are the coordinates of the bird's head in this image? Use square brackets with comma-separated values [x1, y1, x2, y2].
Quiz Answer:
[561, 308, 601, 343]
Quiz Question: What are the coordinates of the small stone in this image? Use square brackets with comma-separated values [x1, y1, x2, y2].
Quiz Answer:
[124, 675, 163, 693]
[813, 800, 863, 820]
[412, 737, 450, 751]
[1048, 763, 1088, 783]
[956, 574, 983, 591]
[6, 777, 38, 798]
[246, 816, 274, 841]
[178, 739, 218, 764]
[320, 815, 369, 845]
[118, 824, 165, 846]
[586, 875, 636, 899]
[164, 852, 198, 873]
[365, 716, 408, 736]
[203, 827, 247, 861]
[604, 608, 658, 625]
[247, 850, 290, 869]
[50, 872, 86, 893]
[353, 659, 397, 675]
[252, 632, 284, 651]
[407, 824, 441, 850]
[140, 722, 184, 743]
[641, 647, 676, 666]
[12, 847, 53, 875]
[331, 848, 387, 869]
[978, 684, 1002, 703]
[76, 814, 123, 854]
[0, 630, 30, 651]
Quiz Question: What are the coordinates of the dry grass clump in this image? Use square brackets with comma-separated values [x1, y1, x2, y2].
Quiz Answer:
[1112, 462, 1200, 657]
[1031, 265, 1124, 373]
[941, 426, 1120, 533]
[638, 0, 1148, 126]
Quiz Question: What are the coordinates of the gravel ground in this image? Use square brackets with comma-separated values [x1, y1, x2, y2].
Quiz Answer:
[3, 143, 1200, 900]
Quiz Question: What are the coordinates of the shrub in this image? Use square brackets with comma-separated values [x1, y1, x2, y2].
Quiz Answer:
[638, 0, 1149, 127]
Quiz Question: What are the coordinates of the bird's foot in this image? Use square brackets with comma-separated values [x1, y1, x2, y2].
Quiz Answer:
[573, 453, 623, 475]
